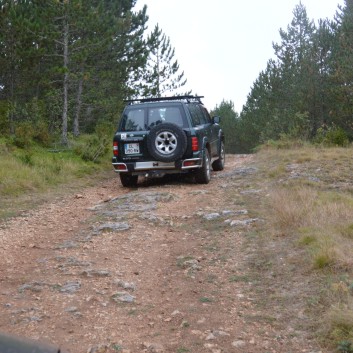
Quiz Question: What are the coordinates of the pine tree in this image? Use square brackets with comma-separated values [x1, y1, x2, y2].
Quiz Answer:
[211, 100, 239, 153]
[0, 0, 149, 141]
[143, 24, 187, 97]
[273, 2, 316, 133]
[330, 0, 353, 136]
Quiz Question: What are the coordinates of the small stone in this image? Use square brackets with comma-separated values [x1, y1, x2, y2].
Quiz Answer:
[204, 343, 216, 349]
[142, 342, 164, 353]
[116, 280, 136, 291]
[214, 330, 230, 337]
[234, 209, 248, 215]
[111, 292, 135, 303]
[206, 332, 216, 340]
[191, 330, 203, 336]
[97, 222, 130, 233]
[60, 281, 81, 294]
[203, 213, 220, 220]
[230, 220, 247, 227]
[81, 269, 110, 277]
[232, 340, 246, 348]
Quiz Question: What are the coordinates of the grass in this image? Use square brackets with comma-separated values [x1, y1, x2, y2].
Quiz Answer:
[269, 186, 353, 269]
[0, 137, 111, 220]
[253, 143, 353, 349]
[199, 297, 213, 303]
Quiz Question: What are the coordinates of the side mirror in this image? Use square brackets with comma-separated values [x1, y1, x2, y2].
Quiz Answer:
[0, 331, 68, 353]
[212, 116, 221, 124]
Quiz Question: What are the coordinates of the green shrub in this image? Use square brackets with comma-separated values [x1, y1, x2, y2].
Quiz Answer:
[0, 101, 10, 135]
[11, 119, 51, 148]
[315, 126, 349, 147]
[13, 121, 36, 148]
[338, 340, 353, 353]
[33, 120, 51, 147]
[72, 133, 110, 163]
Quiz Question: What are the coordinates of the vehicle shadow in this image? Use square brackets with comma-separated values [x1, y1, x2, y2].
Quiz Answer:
[138, 173, 196, 188]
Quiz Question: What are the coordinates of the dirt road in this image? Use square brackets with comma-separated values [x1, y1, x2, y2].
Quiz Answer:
[0, 155, 320, 353]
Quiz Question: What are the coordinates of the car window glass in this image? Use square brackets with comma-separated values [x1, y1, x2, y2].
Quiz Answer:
[163, 107, 184, 126]
[200, 106, 212, 124]
[148, 109, 163, 128]
[148, 106, 185, 128]
[188, 104, 202, 126]
[196, 105, 209, 124]
[123, 109, 145, 131]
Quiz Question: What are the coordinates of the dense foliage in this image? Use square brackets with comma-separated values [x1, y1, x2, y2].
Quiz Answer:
[235, 0, 353, 151]
[2, 1, 352, 153]
[211, 100, 240, 153]
[0, 0, 187, 145]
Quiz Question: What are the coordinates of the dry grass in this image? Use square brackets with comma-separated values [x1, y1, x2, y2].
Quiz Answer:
[326, 300, 353, 344]
[270, 186, 353, 270]
[255, 144, 353, 348]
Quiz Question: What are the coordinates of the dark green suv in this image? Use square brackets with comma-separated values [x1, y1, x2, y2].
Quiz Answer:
[112, 96, 225, 187]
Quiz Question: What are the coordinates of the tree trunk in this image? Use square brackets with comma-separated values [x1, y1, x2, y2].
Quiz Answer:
[73, 67, 84, 137]
[61, 18, 69, 145]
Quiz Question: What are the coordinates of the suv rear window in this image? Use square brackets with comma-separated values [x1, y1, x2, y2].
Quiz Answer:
[122, 109, 145, 131]
[121, 105, 186, 131]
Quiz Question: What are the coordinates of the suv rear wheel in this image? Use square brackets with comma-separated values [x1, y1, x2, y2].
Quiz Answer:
[212, 140, 225, 171]
[120, 173, 138, 187]
[195, 149, 211, 184]
[147, 123, 187, 163]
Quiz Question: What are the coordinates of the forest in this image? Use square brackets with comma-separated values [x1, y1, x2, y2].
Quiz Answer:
[0, 0, 187, 148]
[1, 0, 353, 153]
[213, 0, 353, 152]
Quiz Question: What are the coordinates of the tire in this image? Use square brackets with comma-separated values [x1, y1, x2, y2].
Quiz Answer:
[147, 123, 187, 163]
[212, 140, 225, 171]
[195, 149, 211, 184]
[120, 173, 138, 187]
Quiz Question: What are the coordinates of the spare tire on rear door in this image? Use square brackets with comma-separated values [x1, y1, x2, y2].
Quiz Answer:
[147, 122, 187, 163]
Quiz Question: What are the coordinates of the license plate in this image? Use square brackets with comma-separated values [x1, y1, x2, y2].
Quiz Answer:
[124, 143, 140, 154]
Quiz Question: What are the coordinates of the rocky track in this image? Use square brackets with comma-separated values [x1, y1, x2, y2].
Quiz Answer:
[0, 155, 321, 353]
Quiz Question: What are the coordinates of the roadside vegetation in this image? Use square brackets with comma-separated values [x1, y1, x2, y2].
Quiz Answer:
[250, 141, 353, 351]
[0, 129, 112, 219]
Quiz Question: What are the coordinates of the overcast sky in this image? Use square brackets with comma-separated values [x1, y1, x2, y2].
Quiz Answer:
[135, 0, 344, 112]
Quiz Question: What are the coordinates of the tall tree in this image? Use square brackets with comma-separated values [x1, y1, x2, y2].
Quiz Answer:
[143, 24, 187, 97]
[330, 0, 353, 136]
[0, 0, 149, 141]
[311, 18, 337, 130]
[211, 100, 239, 153]
[273, 2, 317, 133]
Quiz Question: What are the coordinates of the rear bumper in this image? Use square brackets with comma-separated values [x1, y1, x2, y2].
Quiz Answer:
[112, 158, 202, 175]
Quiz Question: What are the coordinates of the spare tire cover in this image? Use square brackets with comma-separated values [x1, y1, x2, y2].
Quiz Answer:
[147, 122, 187, 163]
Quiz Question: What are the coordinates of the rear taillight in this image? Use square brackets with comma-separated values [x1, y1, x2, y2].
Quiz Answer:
[191, 137, 199, 152]
[113, 141, 118, 156]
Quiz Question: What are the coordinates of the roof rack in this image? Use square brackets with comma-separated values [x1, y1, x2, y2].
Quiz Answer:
[124, 95, 204, 105]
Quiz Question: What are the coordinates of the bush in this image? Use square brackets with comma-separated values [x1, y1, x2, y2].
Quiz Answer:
[0, 101, 10, 135]
[314, 126, 349, 147]
[11, 119, 51, 148]
[13, 121, 36, 148]
[72, 133, 110, 163]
